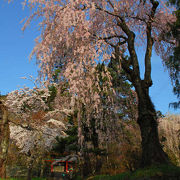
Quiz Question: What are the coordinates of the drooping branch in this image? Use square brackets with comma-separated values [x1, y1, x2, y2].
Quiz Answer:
[101, 35, 127, 41]
[114, 46, 133, 82]
[95, 34, 127, 48]
[128, 16, 147, 23]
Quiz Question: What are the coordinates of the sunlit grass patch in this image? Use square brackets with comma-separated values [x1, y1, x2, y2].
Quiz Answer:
[92, 164, 180, 180]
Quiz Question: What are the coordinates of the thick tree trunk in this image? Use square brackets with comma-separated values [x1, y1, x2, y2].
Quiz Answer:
[27, 168, 32, 180]
[113, 0, 168, 167]
[0, 102, 9, 179]
[95, 155, 102, 174]
[82, 151, 92, 177]
[77, 103, 93, 177]
[27, 156, 33, 180]
[91, 118, 102, 174]
[39, 159, 45, 177]
[135, 83, 169, 167]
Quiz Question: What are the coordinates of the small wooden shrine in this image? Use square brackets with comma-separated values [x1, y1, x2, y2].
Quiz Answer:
[45, 155, 78, 174]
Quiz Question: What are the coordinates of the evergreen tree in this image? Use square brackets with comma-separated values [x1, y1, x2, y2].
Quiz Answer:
[166, 0, 180, 109]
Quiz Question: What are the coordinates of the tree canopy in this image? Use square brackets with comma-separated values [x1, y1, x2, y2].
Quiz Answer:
[8, 0, 177, 167]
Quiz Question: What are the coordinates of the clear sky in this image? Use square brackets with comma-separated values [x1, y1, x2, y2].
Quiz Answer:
[0, 0, 179, 115]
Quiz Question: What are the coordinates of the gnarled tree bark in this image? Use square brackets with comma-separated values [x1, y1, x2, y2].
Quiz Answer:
[134, 81, 169, 166]
[112, 0, 170, 167]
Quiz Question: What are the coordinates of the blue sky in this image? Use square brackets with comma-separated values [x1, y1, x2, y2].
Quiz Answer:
[0, 0, 39, 94]
[0, 0, 179, 115]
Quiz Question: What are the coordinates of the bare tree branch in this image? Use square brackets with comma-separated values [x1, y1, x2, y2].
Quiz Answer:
[144, 0, 159, 87]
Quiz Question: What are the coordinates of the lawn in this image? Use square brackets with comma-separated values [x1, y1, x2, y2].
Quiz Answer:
[90, 164, 180, 180]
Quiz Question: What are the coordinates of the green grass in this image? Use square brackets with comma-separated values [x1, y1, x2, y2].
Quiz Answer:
[0, 178, 46, 180]
[91, 164, 180, 180]
[2, 164, 180, 180]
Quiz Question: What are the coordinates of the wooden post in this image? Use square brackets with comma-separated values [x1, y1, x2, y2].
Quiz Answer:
[0, 101, 9, 179]
[51, 164, 53, 172]
[66, 161, 68, 173]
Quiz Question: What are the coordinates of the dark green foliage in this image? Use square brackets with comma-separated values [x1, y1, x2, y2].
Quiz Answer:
[96, 59, 137, 122]
[108, 56, 132, 90]
[46, 85, 57, 110]
[108, 56, 137, 121]
[168, 0, 180, 8]
[46, 82, 69, 111]
[52, 115, 79, 156]
[52, 125, 79, 155]
[166, 0, 180, 109]
[52, 69, 61, 83]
